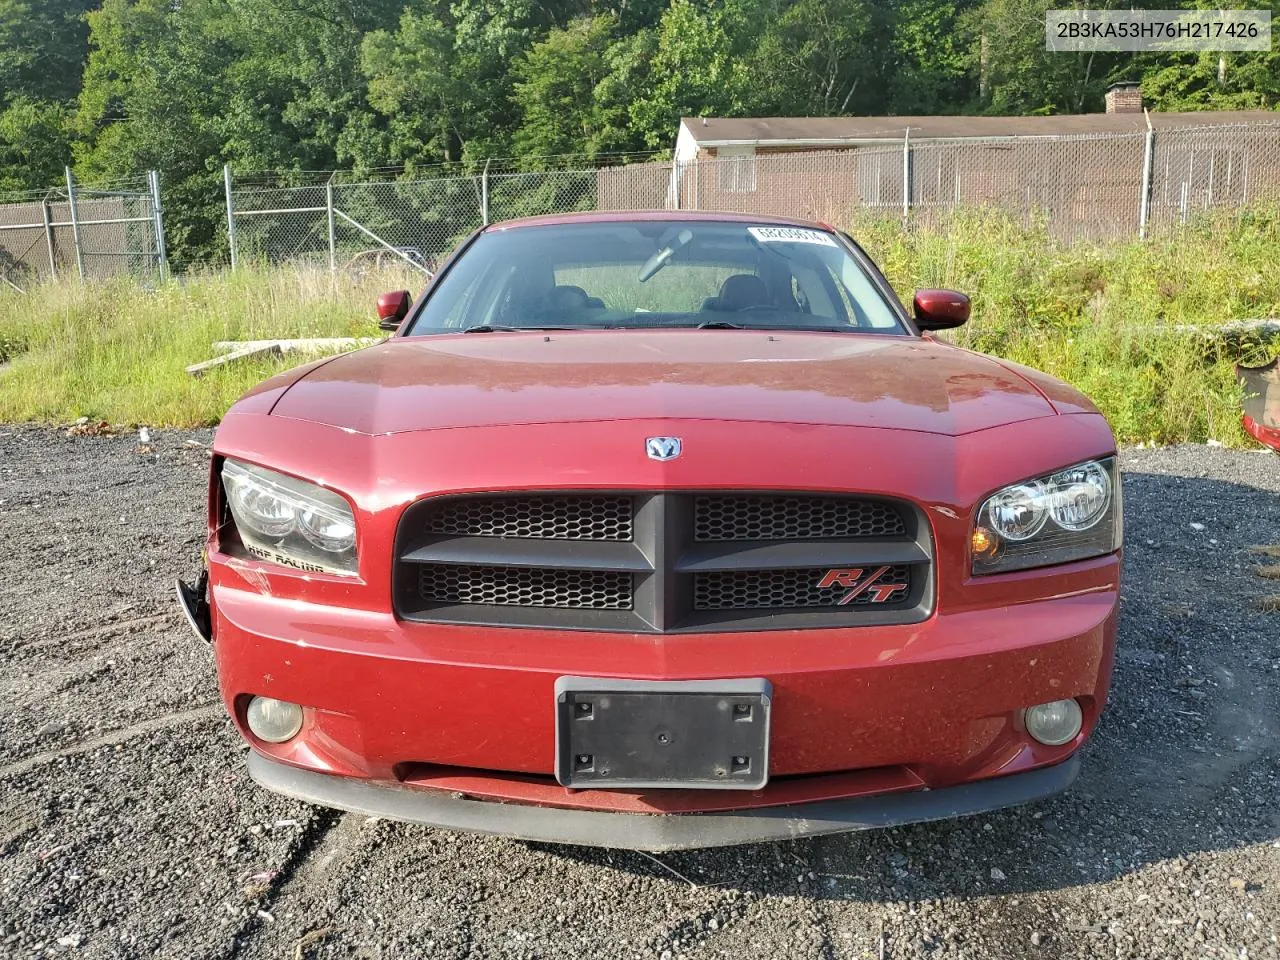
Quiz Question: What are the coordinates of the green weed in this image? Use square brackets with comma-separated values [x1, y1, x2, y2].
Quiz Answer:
[851, 208, 1280, 446]
[0, 266, 408, 426]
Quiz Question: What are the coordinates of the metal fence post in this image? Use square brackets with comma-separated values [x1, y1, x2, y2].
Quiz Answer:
[481, 159, 490, 225]
[64, 167, 86, 279]
[326, 176, 337, 275]
[224, 164, 239, 270]
[1139, 112, 1155, 240]
[40, 195, 57, 280]
[902, 130, 912, 224]
[149, 170, 169, 280]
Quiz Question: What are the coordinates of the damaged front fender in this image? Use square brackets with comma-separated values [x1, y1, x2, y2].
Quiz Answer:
[176, 571, 212, 643]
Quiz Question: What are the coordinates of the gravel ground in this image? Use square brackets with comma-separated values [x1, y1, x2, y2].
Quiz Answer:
[1, 426, 1277, 960]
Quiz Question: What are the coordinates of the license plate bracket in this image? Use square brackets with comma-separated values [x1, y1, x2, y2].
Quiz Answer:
[554, 677, 771, 790]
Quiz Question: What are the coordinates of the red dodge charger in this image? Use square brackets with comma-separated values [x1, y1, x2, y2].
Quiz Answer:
[179, 212, 1122, 850]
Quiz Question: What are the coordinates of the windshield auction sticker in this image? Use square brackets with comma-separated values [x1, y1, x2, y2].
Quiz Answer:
[747, 227, 838, 246]
[1046, 9, 1271, 52]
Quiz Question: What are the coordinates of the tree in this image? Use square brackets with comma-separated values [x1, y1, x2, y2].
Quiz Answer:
[0, 0, 98, 107]
[1139, 1, 1280, 111]
[359, 0, 549, 166]
[0, 99, 73, 193]
[74, 0, 409, 260]
[885, 0, 979, 114]
[964, 0, 1127, 113]
[628, 0, 754, 148]
[0, 0, 96, 194]
[360, 8, 463, 167]
[0, 0, 1269, 268]
[744, 0, 895, 116]
[511, 15, 630, 158]
[74, 0, 226, 258]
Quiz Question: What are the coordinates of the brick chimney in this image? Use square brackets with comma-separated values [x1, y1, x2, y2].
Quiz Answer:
[1105, 82, 1143, 114]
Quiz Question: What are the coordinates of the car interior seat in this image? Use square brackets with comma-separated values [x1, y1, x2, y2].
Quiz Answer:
[701, 274, 770, 312]
[547, 285, 606, 311]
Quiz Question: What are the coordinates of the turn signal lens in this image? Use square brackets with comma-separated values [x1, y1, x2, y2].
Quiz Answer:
[970, 526, 999, 558]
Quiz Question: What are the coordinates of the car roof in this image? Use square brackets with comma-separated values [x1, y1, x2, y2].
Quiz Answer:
[487, 209, 834, 232]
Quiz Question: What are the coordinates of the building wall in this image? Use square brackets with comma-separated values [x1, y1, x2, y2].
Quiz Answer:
[595, 162, 672, 211]
[0, 197, 133, 283]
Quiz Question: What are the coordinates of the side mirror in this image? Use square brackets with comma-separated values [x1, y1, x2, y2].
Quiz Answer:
[913, 289, 970, 331]
[377, 290, 412, 331]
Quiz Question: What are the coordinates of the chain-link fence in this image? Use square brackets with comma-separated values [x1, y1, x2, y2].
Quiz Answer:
[5, 122, 1272, 291]
[678, 122, 1280, 241]
[226, 121, 1280, 271]
[0, 170, 167, 290]
[1146, 123, 1280, 231]
[226, 159, 671, 278]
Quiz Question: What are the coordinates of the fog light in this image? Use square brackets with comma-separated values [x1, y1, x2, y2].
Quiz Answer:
[1024, 699, 1083, 746]
[246, 696, 304, 743]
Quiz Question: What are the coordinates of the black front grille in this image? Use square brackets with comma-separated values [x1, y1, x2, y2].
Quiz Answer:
[395, 492, 932, 632]
[694, 495, 906, 541]
[693, 565, 912, 610]
[422, 495, 633, 541]
[418, 564, 633, 609]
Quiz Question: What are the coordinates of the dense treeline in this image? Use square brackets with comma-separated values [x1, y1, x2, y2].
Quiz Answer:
[1, 0, 1278, 262]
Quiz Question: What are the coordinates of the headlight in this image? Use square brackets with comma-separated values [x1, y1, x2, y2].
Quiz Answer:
[985, 482, 1048, 542]
[972, 457, 1121, 574]
[222, 459, 358, 575]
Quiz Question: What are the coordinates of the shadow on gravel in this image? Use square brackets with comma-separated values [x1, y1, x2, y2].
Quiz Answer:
[540, 471, 1280, 902]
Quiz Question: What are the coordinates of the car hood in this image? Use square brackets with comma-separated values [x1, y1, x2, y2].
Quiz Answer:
[266, 330, 1062, 436]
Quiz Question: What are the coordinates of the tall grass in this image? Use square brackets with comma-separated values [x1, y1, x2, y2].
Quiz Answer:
[0, 267, 404, 426]
[0, 211, 1276, 441]
[853, 208, 1280, 445]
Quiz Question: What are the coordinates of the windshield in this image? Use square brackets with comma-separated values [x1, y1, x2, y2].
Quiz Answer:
[406, 221, 907, 334]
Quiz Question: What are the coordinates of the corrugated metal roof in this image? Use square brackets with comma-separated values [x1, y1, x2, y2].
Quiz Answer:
[680, 111, 1280, 145]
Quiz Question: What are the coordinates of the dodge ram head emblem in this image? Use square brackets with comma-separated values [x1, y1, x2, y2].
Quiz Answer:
[646, 437, 683, 461]
[818, 566, 909, 605]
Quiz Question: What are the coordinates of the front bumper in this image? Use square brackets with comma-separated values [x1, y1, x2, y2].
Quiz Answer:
[200, 408, 1122, 848]
[205, 548, 1118, 836]
[248, 749, 1079, 851]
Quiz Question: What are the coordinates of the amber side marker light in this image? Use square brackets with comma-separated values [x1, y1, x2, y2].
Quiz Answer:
[971, 526, 1000, 560]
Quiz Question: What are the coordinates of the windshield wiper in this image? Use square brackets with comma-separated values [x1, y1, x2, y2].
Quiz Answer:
[694, 321, 858, 333]
[461, 324, 580, 334]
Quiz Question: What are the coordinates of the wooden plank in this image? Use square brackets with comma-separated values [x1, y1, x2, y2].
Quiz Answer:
[210, 337, 381, 353]
[187, 337, 382, 378]
[186, 343, 281, 377]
